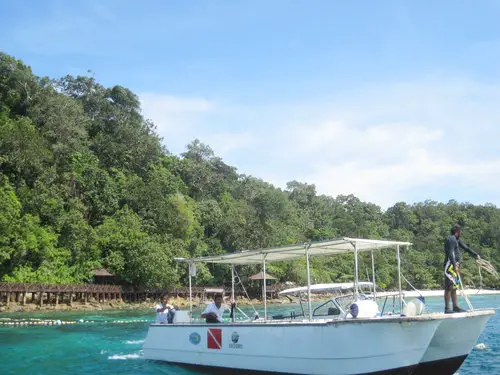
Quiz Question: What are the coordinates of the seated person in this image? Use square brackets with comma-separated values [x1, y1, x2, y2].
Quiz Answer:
[154, 295, 175, 324]
[201, 294, 229, 323]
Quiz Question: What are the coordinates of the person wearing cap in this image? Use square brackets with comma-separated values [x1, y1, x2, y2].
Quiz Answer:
[443, 224, 481, 313]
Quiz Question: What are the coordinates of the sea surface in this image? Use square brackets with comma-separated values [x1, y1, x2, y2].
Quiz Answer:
[1, 295, 499, 375]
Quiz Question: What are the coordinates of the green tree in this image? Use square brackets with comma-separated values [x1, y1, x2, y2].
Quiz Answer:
[95, 207, 180, 288]
[0, 111, 50, 187]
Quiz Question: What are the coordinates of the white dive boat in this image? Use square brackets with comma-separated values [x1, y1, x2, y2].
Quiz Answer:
[143, 238, 495, 375]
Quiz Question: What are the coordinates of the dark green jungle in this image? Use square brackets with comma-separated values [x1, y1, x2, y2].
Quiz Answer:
[1, 52, 499, 291]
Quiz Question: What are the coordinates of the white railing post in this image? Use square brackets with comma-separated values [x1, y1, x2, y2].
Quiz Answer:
[263, 257, 268, 320]
[397, 245, 403, 313]
[305, 244, 313, 320]
[188, 263, 193, 322]
[371, 250, 377, 299]
[231, 264, 235, 322]
[354, 242, 359, 298]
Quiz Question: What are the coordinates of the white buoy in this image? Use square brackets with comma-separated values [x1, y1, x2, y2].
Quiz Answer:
[474, 343, 486, 350]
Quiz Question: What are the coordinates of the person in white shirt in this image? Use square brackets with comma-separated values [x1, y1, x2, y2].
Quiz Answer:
[201, 294, 229, 323]
[154, 295, 175, 324]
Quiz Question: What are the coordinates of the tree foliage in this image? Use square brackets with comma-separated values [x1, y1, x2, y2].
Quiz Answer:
[1, 52, 499, 290]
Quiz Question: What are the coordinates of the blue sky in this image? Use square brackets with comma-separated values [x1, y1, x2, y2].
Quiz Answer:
[2, 0, 500, 208]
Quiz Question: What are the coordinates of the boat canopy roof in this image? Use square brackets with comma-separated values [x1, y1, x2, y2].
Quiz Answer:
[175, 238, 411, 265]
[278, 282, 374, 296]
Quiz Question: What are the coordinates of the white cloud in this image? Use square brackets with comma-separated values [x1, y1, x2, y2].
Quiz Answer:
[202, 132, 256, 156]
[274, 120, 446, 206]
[140, 93, 213, 142]
[139, 77, 500, 208]
[140, 93, 255, 157]
[273, 77, 500, 207]
[281, 121, 443, 166]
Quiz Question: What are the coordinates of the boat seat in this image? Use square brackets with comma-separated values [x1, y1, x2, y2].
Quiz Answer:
[272, 314, 287, 320]
[328, 307, 340, 315]
[272, 312, 299, 320]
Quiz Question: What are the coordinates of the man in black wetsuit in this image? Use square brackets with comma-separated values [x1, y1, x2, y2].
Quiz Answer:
[444, 224, 481, 313]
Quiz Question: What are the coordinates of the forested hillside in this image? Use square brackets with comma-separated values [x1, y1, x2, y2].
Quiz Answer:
[1, 52, 499, 290]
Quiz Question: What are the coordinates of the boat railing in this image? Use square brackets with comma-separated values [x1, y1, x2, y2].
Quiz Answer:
[380, 292, 405, 315]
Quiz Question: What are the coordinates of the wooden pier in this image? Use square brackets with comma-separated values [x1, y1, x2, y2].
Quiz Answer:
[0, 283, 230, 307]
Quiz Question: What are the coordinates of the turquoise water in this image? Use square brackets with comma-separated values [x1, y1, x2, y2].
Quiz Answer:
[0, 295, 499, 375]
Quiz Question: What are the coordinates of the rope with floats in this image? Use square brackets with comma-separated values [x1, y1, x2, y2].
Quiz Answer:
[0, 318, 151, 327]
[0, 314, 253, 327]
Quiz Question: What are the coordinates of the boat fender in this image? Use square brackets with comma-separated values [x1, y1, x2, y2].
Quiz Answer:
[349, 300, 379, 318]
[402, 298, 425, 317]
[350, 303, 359, 318]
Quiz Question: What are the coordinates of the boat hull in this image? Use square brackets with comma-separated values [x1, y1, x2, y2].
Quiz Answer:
[143, 317, 440, 375]
[165, 361, 421, 375]
[412, 309, 494, 375]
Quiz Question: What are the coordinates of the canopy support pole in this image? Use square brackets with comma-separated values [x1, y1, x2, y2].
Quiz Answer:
[305, 243, 313, 320]
[188, 262, 193, 322]
[397, 244, 403, 313]
[371, 250, 377, 299]
[263, 256, 267, 320]
[231, 265, 235, 322]
[354, 242, 359, 299]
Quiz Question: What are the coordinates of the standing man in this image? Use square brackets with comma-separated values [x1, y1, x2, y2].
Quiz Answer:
[201, 294, 229, 323]
[154, 295, 175, 324]
[444, 224, 481, 313]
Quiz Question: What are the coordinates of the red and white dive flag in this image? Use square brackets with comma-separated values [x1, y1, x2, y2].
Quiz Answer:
[207, 328, 222, 349]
